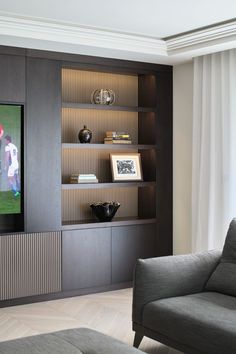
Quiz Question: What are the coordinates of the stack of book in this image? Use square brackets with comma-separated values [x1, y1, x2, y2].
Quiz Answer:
[104, 131, 132, 144]
[70, 174, 98, 184]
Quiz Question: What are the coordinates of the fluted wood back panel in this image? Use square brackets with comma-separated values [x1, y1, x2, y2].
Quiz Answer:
[62, 108, 138, 144]
[62, 147, 138, 183]
[0, 232, 61, 300]
[62, 188, 138, 222]
[62, 69, 138, 106]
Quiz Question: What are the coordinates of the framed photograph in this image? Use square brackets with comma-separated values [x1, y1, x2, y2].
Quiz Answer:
[110, 153, 143, 182]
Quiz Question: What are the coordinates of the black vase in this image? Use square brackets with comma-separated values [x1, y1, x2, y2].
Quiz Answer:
[78, 125, 92, 143]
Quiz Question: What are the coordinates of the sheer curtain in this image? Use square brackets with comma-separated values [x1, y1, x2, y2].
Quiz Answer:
[192, 49, 236, 252]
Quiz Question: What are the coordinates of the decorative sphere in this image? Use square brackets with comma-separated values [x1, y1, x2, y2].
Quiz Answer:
[91, 89, 115, 105]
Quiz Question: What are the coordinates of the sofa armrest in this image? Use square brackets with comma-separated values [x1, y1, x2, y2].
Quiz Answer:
[132, 250, 221, 324]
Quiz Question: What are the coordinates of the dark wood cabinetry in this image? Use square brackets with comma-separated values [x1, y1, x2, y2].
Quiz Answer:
[0, 54, 25, 103]
[62, 223, 157, 292]
[111, 224, 156, 283]
[0, 46, 172, 305]
[62, 228, 111, 291]
[25, 58, 61, 232]
[60, 64, 172, 290]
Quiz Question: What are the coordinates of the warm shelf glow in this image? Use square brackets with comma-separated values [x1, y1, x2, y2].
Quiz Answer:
[62, 143, 156, 150]
[62, 181, 156, 189]
[62, 102, 156, 113]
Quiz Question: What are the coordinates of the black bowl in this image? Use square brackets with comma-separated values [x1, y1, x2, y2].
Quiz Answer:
[90, 201, 120, 222]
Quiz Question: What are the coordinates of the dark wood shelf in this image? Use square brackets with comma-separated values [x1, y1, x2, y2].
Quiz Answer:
[62, 102, 156, 113]
[62, 217, 157, 230]
[62, 181, 156, 190]
[62, 143, 156, 150]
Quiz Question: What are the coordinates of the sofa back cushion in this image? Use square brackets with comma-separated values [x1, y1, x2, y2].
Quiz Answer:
[205, 218, 236, 296]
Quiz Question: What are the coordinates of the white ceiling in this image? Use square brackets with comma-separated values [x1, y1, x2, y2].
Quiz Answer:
[0, 0, 236, 64]
[0, 0, 236, 38]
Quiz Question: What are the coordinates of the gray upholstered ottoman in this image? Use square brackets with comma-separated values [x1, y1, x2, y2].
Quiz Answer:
[0, 327, 143, 354]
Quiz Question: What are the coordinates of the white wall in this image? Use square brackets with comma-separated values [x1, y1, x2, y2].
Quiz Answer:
[173, 61, 194, 254]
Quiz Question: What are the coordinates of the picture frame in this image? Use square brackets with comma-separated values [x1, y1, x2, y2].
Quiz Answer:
[110, 153, 143, 182]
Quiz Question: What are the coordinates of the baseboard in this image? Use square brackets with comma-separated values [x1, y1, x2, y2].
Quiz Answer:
[0, 281, 132, 308]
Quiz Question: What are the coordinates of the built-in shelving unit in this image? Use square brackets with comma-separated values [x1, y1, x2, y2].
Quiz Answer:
[0, 45, 172, 305]
[61, 68, 157, 226]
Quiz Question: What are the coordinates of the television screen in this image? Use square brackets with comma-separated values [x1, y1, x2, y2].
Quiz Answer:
[0, 104, 22, 214]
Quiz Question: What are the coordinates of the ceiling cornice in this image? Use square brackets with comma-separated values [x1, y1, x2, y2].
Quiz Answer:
[0, 12, 235, 64]
[0, 12, 167, 56]
[166, 19, 236, 55]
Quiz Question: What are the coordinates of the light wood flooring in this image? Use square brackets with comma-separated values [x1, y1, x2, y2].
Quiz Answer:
[0, 288, 182, 354]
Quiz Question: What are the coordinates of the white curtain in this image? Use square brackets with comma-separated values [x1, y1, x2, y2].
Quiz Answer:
[192, 49, 236, 252]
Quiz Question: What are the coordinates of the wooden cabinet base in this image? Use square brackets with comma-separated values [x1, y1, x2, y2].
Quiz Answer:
[0, 282, 132, 308]
[62, 223, 157, 292]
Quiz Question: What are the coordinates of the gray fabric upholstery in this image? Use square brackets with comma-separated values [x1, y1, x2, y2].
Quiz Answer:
[0, 328, 143, 354]
[132, 221, 236, 353]
[206, 218, 236, 296]
[0, 332, 82, 354]
[0, 333, 81, 354]
[142, 292, 236, 354]
[56, 328, 143, 354]
[132, 250, 221, 324]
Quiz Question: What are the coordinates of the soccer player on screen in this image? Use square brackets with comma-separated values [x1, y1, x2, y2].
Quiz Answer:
[4, 135, 20, 197]
[0, 124, 3, 174]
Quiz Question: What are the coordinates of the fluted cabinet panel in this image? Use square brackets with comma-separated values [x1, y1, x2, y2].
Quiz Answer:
[0, 232, 61, 300]
[62, 69, 138, 106]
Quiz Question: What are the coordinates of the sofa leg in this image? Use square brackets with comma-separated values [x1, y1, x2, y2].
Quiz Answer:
[133, 332, 144, 348]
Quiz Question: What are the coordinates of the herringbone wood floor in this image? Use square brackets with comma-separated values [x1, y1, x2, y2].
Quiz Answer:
[0, 288, 182, 354]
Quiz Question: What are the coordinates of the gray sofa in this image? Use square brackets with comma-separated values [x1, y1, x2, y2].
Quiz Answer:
[0, 327, 143, 354]
[132, 219, 236, 354]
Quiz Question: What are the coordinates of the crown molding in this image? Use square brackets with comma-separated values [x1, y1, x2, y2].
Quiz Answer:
[0, 12, 235, 64]
[166, 19, 236, 55]
[0, 12, 167, 57]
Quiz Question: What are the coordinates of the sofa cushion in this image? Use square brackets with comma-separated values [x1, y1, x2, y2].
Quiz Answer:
[142, 292, 236, 354]
[0, 328, 143, 354]
[205, 218, 236, 296]
[0, 332, 82, 354]
[55, 328, 142, 354]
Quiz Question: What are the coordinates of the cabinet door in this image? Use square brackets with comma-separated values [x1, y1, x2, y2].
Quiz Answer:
[62, 228, 111, 291]
[0, 232, 61, 300]
[0, 54, 25, 103]
[112, 224, 156, 283]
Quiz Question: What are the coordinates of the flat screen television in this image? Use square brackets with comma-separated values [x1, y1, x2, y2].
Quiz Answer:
[0, 104, 23, 215]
